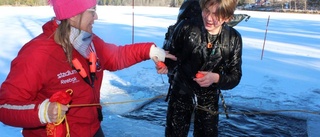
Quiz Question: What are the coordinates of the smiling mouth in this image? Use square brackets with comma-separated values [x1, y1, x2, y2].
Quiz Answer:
[205, 22, 213, 27]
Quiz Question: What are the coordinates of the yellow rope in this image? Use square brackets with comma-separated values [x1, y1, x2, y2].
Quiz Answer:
[68, 95, 166, 108]
[221, 109, 320, 115]
[52, 103, 69, 137]
[44, 100, 50, 123]
[54, 103, 65, 126]
[65, 89, 73, 95]
[196, 105, 320, 116]
[67, 94, 320, 116]
[52, 94, 165, 136]
[65, 116, 70, 137]
[49, 89, 73, 137]
[53, 93, 319, 137]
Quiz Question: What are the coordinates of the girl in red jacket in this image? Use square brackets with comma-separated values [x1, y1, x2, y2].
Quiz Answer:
[0, 0, 171, 136]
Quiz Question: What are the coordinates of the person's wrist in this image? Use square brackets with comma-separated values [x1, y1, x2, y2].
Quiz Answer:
[213, 73, 220, 83]
[38, 99, 51, 124]
[149, 45, 165, 62]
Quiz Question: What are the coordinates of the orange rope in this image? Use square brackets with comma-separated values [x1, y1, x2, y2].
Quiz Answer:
[67, 94, 166, 108]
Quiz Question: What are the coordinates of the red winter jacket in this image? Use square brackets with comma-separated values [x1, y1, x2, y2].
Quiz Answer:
[0, 20, 154, 137]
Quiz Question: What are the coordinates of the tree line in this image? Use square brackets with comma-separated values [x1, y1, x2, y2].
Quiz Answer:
[0, 0, 184, 7]
[1, 0, 318, 12]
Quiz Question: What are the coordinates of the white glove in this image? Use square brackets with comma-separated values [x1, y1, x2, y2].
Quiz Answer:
[149, 45, 165, 62]
[38, 99, 51, 124]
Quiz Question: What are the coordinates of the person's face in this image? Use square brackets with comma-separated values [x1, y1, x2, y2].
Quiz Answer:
[202, 4, 227, 34]
[69, 6, 98, 33]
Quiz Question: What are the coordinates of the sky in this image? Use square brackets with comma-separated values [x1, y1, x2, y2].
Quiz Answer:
[0, 5, 319, 137]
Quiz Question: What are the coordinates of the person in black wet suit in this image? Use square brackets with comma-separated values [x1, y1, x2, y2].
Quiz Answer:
[163, 0, 244, 136]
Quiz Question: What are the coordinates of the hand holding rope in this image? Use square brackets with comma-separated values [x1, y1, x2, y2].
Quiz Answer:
[46, 89, 73, 137]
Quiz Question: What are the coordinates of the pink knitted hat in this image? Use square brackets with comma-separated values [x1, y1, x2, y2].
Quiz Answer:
[48, 0, 97, 20]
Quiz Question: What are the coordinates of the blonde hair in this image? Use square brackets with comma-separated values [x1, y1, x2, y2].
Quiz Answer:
[54, 20, 73, 65]
[53, 15, 83, 66]
[199, 0, 237, 20]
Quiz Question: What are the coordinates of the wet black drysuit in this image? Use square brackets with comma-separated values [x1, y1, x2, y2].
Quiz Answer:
[163, 1, 243, 137]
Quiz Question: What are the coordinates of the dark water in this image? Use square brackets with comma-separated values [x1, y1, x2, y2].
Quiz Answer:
[123, 97, 308, 137]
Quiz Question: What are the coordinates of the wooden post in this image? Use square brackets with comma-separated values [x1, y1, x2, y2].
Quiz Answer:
[261, 15, 270, 60]
[132, 0, 135, 44]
